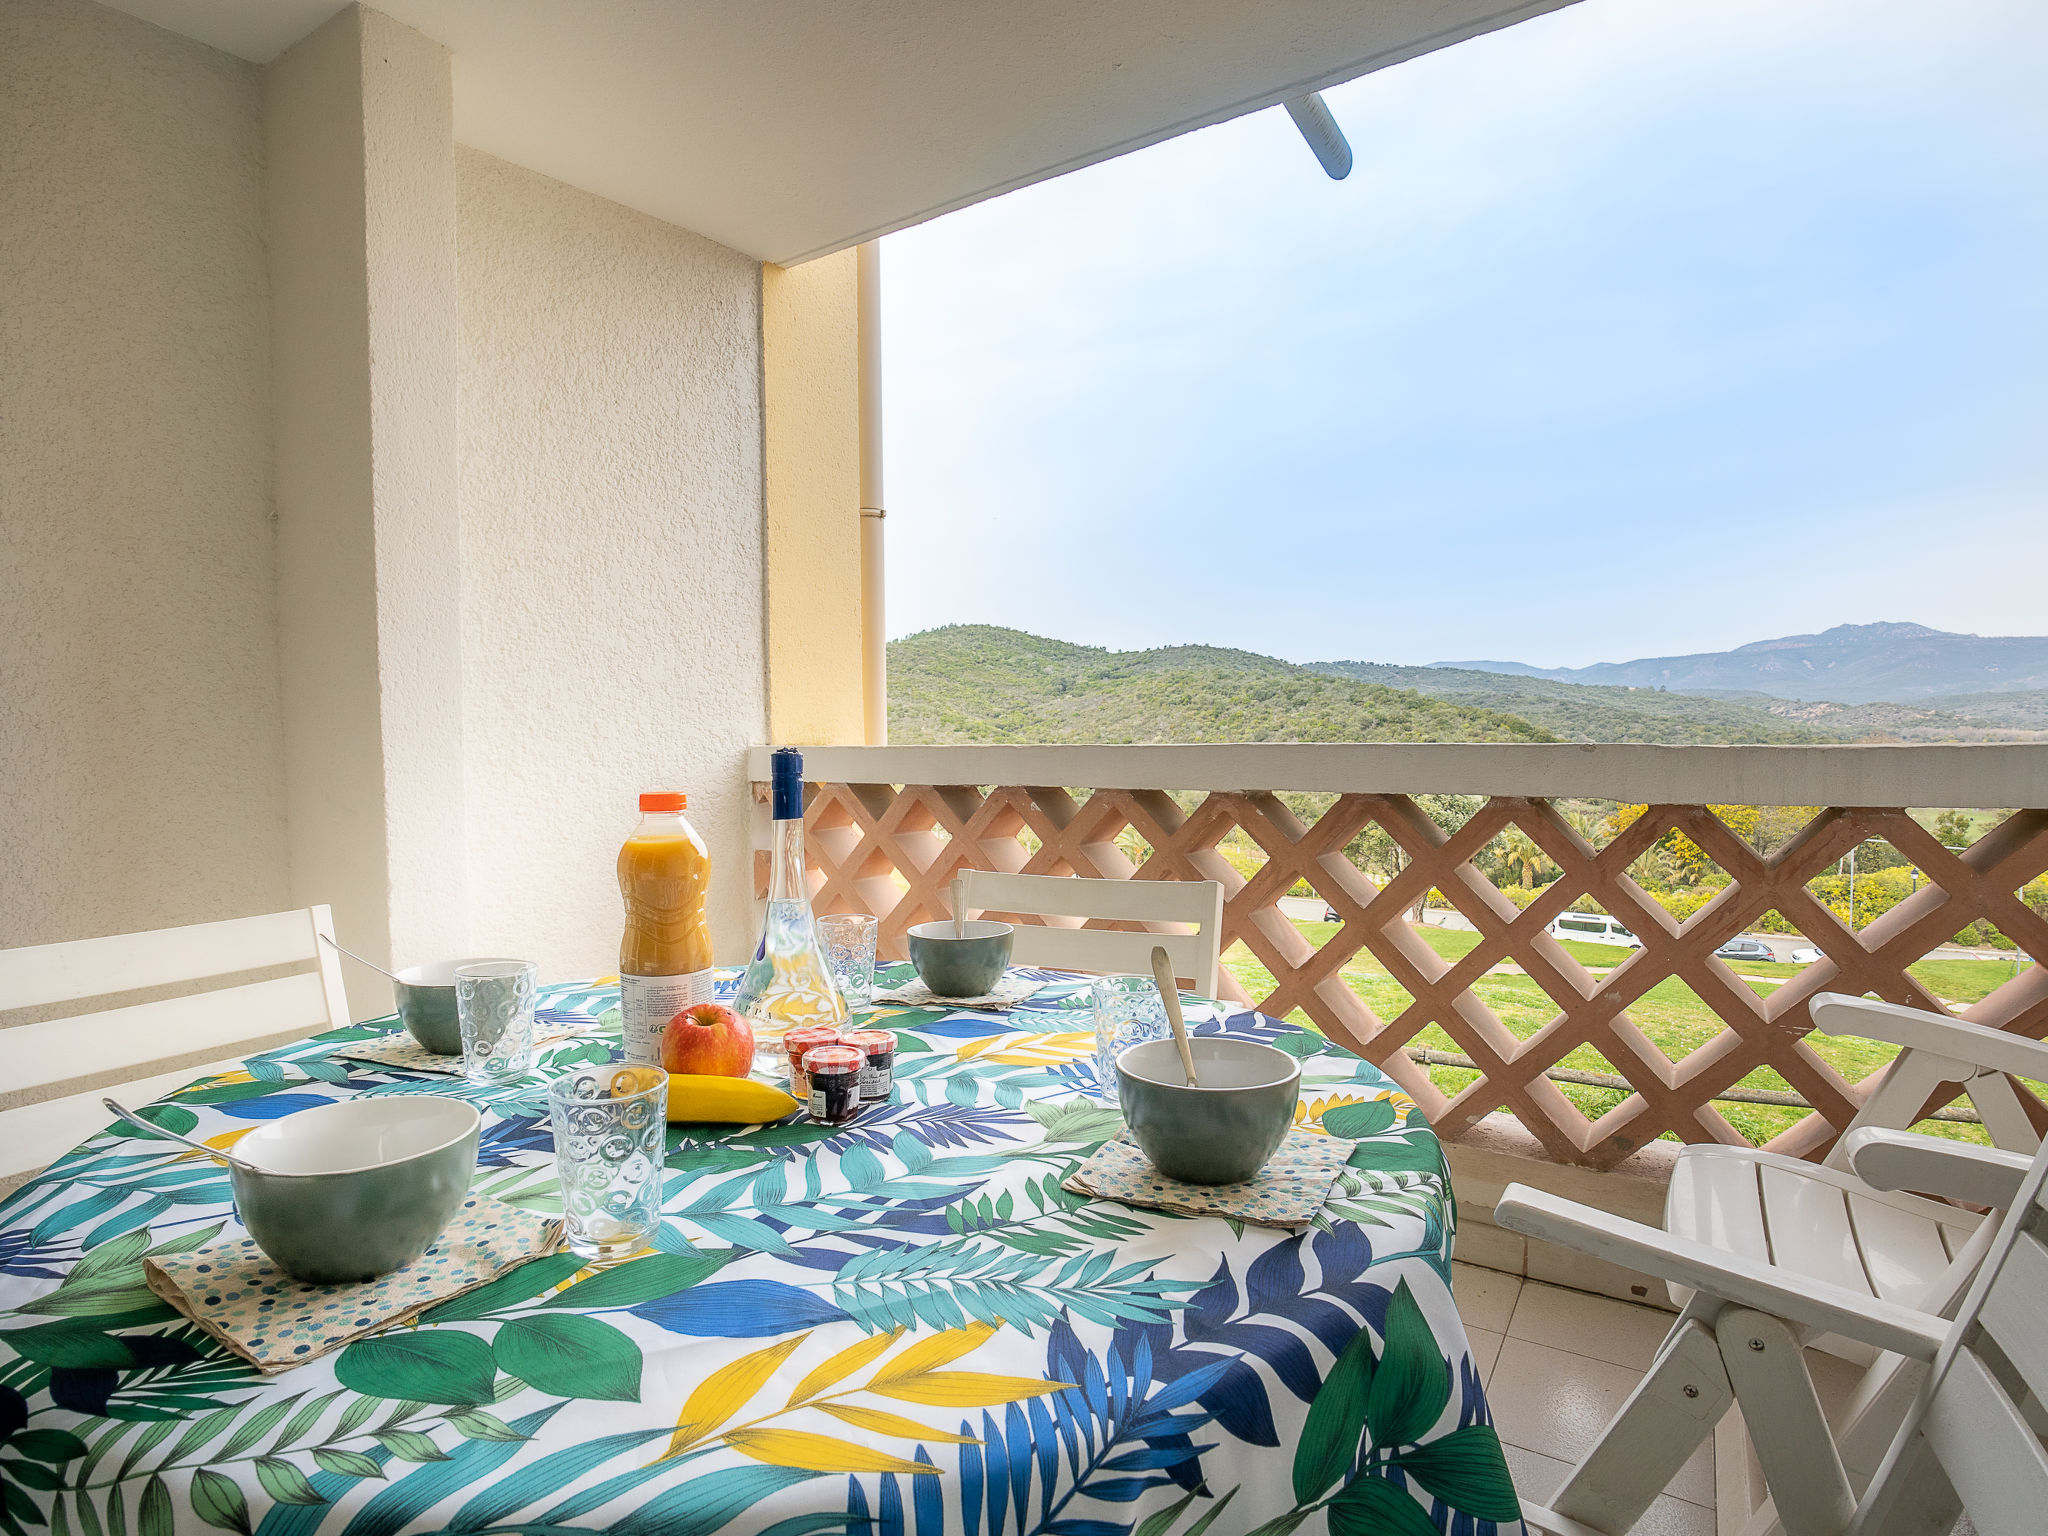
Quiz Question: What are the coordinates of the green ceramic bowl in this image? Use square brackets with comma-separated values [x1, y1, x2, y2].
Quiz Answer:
[1115, 1036, 1302, 1185]
[394, 957, 523, 1055]
[907, 920, 1014, 998]
[230, 1097, 480, 1283]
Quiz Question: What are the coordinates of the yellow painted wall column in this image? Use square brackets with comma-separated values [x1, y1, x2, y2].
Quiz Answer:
[762, 251, 866, 744]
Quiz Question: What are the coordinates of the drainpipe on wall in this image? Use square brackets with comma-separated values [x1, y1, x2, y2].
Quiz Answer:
[857, 241, 888, 746]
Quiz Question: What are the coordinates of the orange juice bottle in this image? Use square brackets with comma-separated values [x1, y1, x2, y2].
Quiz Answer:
[618, 791, 714, 1065]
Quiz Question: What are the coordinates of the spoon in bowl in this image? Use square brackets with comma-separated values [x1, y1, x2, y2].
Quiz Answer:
[951, 874, 966, 939]
[1149, 946, 1201, 1087]
[318, 930, 401, 983]
[103, 1098, 256, 1171]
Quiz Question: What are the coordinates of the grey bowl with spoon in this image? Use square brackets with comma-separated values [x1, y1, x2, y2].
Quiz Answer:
[1111, 946, 1301, 1184]
[322, 933, 521, 1056]
[106, 1095, 480, 1283]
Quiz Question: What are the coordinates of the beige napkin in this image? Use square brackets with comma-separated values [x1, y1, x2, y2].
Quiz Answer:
[144, 1196, 563, 1373]
[870, 974, 1050, 1010]
[1064, 1128, 1352, 1231]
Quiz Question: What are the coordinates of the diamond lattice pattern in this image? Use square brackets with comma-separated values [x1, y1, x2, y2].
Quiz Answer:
[761, 784, 2048, 1170]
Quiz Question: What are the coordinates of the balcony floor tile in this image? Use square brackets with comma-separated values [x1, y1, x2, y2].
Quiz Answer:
[1506, 1280, 1677, 1372]
[1504, 1446, 1714, 1536]
[1486, 1336, 1715, 1507]
[1451, 1259, 1522, 1335]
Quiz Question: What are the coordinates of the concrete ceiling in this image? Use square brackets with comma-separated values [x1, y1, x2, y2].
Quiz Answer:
[101, 0, 1577, 265]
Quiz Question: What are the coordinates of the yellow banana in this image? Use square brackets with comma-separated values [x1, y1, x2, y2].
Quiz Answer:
[664, 1073, 802, 1124]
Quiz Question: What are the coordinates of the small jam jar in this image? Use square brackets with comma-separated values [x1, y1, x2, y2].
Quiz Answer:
[784, 1026, 842, 1098]
[803, 1045, 864, 1125]
[840, 1029, 897, 1103]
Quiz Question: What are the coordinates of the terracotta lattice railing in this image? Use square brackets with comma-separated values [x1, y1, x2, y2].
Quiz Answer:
[751, 744, 2048, 1170]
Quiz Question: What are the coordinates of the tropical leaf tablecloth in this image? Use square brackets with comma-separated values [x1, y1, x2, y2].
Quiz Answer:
[0, 968, 1523, 1536]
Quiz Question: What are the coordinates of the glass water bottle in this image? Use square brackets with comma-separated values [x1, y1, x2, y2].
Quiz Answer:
[733, 747, 847, 1073]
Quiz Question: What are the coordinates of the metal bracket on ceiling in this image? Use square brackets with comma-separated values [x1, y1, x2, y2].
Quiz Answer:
[1284, 91, 1353, 180]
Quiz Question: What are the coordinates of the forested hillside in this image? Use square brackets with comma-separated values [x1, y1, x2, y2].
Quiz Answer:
[889, 627, 1555, 744]
[889, 626, 2036, 746]
[1306, 660, 1842, 744]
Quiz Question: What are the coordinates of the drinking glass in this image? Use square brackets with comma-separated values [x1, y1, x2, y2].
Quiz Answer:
[1091, 973, 1171, 1106]
[818, 914, 879, 1008]
[455, 960, 537, 1085]
[548, 1067, 668, 1263]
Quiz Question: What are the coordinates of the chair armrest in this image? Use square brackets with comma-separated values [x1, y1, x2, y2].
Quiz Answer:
[1494, 1183, 1949, 1361]
[1811, 992, 2048, 1082]
[1842, 1127, 2034, 1208]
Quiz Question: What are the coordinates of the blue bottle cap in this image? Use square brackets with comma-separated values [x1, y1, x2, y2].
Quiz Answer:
[771, 747, 804, 821]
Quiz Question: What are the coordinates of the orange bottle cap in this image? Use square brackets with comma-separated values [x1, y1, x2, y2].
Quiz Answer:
[639, 791, 687, 812]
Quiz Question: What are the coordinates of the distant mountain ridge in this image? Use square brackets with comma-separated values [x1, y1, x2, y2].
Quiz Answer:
[890, 626, 2040, 748]
[1429, 622, 2048, 703]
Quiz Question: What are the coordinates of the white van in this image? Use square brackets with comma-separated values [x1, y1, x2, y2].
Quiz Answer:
[1546, 912, 1642, 949]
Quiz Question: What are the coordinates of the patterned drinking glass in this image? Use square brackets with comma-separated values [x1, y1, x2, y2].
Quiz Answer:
[455, 961, 537, 1085]
[548, 1067, 668, 1263]
[1091, 973, 1171, 1106]
[817, 914, 879, 1008]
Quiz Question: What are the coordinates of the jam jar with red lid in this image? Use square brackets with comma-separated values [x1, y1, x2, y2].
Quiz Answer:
[784, 1026, 842, 1098]
[803, 1045, 864, 1125]
[839, 1029, 897, 1103]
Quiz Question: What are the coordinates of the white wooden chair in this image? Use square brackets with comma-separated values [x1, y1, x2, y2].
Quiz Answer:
[1491, 986, 2048, 1536]
[0, 905, 351, 1182]
[957, 870, 1224, 997]
[1504, 1126, 2048, 1536]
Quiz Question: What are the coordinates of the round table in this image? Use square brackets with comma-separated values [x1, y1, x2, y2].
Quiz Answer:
[0, 966, 1522, 1535]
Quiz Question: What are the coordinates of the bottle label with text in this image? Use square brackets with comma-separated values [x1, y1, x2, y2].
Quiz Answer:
[621, 970, 714, 1065]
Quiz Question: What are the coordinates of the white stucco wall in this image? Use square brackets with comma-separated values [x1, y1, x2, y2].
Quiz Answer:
[455, 148, 767, 976]
[267, 6, 467, 1012]
[0, 0, 287, 947]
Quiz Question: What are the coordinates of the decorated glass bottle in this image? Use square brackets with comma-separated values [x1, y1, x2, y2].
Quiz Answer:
[732, 747, 847, 1070]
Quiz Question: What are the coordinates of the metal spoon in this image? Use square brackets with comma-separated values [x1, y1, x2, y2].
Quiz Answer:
[103, 1097, 254, 1171]
[1150, 946, 1201, 1087]
[319, 930, 401, 983]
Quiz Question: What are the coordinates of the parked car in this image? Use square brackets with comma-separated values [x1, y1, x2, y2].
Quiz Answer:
[1788, 946, 1823, 964]
[1546, 912, 1642, 948]
[1323, 905, 1341, 923]
[1713, 936, 1775, 963]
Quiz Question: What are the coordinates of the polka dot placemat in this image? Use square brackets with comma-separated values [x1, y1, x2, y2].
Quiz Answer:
[869, 974, 1050, 1010]
[142, 1196, 564, 1374]
[1064, 1128, 1352, 1230]
[331, 1031, 464, 1074]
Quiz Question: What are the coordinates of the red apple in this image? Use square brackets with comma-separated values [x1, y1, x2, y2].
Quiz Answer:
[661, 1002, 754, 1078]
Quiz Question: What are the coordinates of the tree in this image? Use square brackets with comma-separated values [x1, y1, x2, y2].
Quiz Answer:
[1491, 828, 1551, 889]
[1932, 809, 1975, 850]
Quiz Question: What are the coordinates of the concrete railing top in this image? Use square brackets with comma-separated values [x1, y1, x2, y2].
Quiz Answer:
[750, 741, 2048, 808]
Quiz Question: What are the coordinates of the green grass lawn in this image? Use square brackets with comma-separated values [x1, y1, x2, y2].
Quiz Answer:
[1227, 919, 2021, 1147]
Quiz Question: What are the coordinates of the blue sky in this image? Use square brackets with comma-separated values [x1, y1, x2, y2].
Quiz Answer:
[880, 0, 2047, 669]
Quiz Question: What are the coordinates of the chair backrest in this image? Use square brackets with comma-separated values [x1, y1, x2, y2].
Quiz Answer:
[1811, 992, 2047, 1169]
[1853, 1134, 2048, 1536]
[0, 906, 349, 1182]
[958, 871, 1224, 997]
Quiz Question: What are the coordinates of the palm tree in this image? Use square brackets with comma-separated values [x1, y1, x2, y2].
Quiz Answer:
[1494, 829, 1550, 889]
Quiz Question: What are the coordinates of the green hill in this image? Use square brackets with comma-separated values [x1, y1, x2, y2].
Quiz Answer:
[1307, 660, 1845, 744]
[888, 626, 2032, 747]
[889, 627, 1557, 745]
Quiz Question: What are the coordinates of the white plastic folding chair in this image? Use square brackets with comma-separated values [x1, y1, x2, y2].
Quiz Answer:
[1664, 993, 2045, 1368]
[1506, 1126, 2048, 1536]
[0, 905, 351, 1183]
[1492, 991, 2048, 1536]
[957, 869, 1224, 996]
